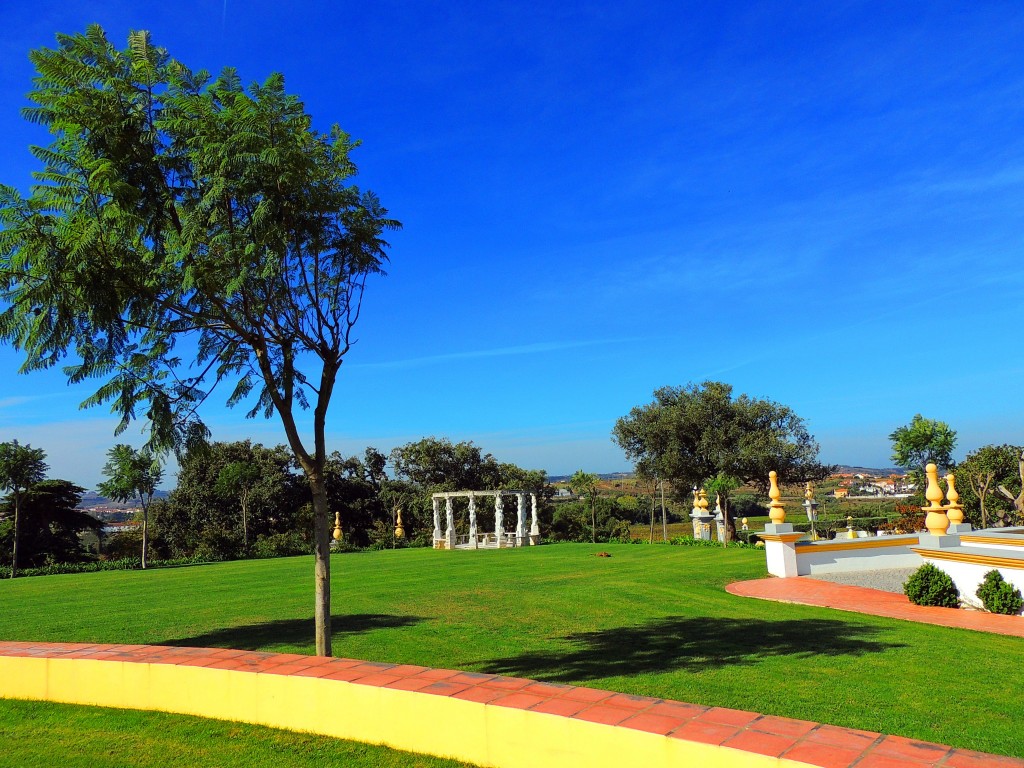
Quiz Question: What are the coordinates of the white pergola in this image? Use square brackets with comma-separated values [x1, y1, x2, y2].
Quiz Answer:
[431, 490, 541, 549]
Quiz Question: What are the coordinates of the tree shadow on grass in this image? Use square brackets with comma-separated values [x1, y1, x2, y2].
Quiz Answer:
[481, 616, 904, 682]
[165, 614, 425, 651]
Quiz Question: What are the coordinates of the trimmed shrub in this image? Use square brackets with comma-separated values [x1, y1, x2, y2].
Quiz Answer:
[976, 570, 1024, 615]
[904, 563, 960, 608]
[667, 535, 757, 550]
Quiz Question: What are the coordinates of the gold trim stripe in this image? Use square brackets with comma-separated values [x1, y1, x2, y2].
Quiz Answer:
[796, 537, 919, 554]
[960, 535, 1024, 548]
[759, 533, 805, 543]
[912, 548, 1024, 570]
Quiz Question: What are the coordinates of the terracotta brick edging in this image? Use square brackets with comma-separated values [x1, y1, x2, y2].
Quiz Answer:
[727, 577, 1024, 638]
[1, 641, 1021, 767]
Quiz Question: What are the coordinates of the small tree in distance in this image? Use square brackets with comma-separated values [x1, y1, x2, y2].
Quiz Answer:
[613, 381, 832, 500]
[216, 461, 263, 551]
[0, 440, 48, 577]
[569, 470, 599, 543]
[889, 415, 957, 490]
[98, 445, 163, 568]
[705, 472, 740, 545]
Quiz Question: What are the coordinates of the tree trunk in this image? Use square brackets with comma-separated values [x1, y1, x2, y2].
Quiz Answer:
[309, 473, 332, 657]
[241, 490, 249, 550]
[648, 496, 655, 544]
[590, 496, 596, 543]
[660, 480, 667, 541]
[141, 498, 149, 569]
[979, 475, 992, 529]
[11, 490, 20, 578]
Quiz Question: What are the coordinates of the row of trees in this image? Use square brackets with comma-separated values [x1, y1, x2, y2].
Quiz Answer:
[116, 437, 554, 562]
[1, 434, 557, 572]
[0, 441, 96, 574]
[0, 439, 164, 574]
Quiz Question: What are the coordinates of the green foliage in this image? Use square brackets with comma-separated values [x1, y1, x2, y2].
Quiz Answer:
[0, 441, 48, 495]
[0, 25, 400, 652]
[390, 438, 504, 490]
[0, 26, 398, 456]
[904, 563, 960, 608]
[159, 441, 307, 558]
[98, 444, 163, 568]
[548, 498, 633, 543]
[668, 535, 758, 549]
[0, 479, 99, 568]
[613, 381, 832, 498]
[956, 445, 1024, 528]
[98, 445, 162, 505]
[0, 554, 204, 579]
[569, 469, 600, 542]
[976, 570, 1023, 615]
[387, 437, 553, 543]
[252, 532, 311, 559]
[889, 414, 957, 486]
[0, 439, 49, 576]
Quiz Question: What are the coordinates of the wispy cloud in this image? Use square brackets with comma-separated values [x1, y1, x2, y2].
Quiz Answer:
[349, 338, 629, 371]
[0, 393, 67, 412]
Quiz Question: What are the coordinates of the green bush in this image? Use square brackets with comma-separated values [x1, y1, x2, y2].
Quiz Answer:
[976, 570, 1023, 615]
[0, 555, 206, 579]
[904, 563, 960, 608]
[667, 535, 757, 549]
[252, 532, 311, 558]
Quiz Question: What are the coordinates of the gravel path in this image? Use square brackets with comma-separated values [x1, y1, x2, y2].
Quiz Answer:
[806, 567, 916, 594]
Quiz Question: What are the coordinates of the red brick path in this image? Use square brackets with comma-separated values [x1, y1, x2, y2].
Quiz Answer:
[727, 577, 1024, 638]
[1, 641, 1021, 766]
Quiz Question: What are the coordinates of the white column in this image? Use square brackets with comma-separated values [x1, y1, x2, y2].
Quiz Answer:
[432, 497, 442, 541]
[530, 494, 540, 540]
[764, 537, 799, 577]
[469, 493, 478, 548]
[445, 495, 455, 548]
[495, 494, 504, 545]
[516, 493, 527, 543]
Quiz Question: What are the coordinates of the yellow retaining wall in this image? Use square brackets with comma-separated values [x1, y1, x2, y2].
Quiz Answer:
[0, 653, 809, 768]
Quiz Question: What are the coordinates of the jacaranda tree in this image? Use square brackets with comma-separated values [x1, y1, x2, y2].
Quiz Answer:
[98, 444, 163, 569]
[0, 26, 398, 654]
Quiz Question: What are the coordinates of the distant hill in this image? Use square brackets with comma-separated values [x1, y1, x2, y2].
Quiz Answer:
[547, 472, 632, 483]
[77, 489, 170, 509]
[834, 466, 905, 476]
[548, 467, 906, 484]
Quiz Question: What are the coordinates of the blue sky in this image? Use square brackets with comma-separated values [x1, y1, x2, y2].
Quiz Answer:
[1, 1, 1023, 488]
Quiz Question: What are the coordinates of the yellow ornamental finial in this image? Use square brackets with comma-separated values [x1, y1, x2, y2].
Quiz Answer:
[945, 473, 964, 525]
[923, 463, 950, 535]
[332, 511, 342, 541]
[395, 507, 406, 539]
[805, 482, 814, 501]
[768, 471, 785, 525]
[698, 489, 709, 513]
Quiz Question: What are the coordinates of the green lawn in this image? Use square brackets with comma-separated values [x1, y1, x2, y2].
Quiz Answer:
[2, 544, 1022, 758]
[0, 699, 472, 768]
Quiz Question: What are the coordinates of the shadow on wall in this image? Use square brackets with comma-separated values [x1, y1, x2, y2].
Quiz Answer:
[482, 616, 905, 682]
[165, 613, 425, 651]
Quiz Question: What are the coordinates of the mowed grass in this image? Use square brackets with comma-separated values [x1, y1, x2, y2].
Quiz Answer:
[2, 544, 1023, 758]
[0, 699, 473, 768]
